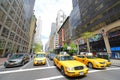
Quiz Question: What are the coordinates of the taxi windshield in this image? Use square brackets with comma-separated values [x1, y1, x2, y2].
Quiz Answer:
[36, 54, 45, 58]
[61, 56, 73, 60]
[86, 56, 96, 59]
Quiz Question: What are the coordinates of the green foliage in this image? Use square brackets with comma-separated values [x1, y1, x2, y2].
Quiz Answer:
[49, 50, 53, 53]
[67, 42, 77, 56]
[63, 43, 68, 51]
[70, 42, 77, 50]
[33, 43, 42, 52]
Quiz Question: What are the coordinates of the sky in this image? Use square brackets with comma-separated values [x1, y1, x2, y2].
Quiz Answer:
[34, 0, 72, 46]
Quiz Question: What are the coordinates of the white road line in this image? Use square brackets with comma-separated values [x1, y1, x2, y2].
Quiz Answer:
[0, 66, 56, 75]
[35, 75, 64, 80]
[46, 58, 50, 67]
[35, 67, 120, 80]
[19, 59, 33, 70]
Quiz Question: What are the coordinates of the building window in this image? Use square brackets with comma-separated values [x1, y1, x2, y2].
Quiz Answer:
[5, 17, 12, 28]
[0, 0, 10, 12]
[9, 32, 15, 40]
[12, 0, 18, 11]
[15, 35, 19, 42]
[9, 7, 15, 18]
[0, 39, 6, 49]
[11, 23, 17, 32]
[1, 27, 9, 38]
[0, 8, 6, 23]
[6, 42, 12, 51]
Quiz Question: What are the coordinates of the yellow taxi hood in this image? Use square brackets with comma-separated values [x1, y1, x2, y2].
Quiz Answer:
[60, 60, 85, 67]
[89, 58, 106, 62]
[34, 57, 46, 60]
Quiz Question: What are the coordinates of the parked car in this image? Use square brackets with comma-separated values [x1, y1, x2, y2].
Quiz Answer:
[4, 53, 30, 68]
[74, 55, 107, 69]
[53, 54, 88, 77]
[33, 52, 46, 66]
[48, 53, 56, 60]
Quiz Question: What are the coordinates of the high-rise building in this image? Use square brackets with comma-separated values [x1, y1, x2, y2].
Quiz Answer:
[56, 10, 67, 31]
[70, 0, 120, 58]
[34, 16, 42, 44]
[54, 10, 67, 48]
[58, 16, 71, 46]
[49, 23, 56, 51]
[28, 14, 37, 53]
[0, 0, 35, 57]
[50, 23, 56, 36]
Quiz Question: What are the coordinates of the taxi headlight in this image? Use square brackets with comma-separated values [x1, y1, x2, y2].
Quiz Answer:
[67, 67, 74, 71]
[105, 60, 108, 62]
[34, 60, 37, 62]
[94, 61, 99, 64]
[42, 59, 46, 61]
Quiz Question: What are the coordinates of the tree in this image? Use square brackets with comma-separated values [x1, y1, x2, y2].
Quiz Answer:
[68, 42, 77, 56]
[33, 43, 42, 53]
[63, 43, 68, 51]
[81, 31, 94, 52]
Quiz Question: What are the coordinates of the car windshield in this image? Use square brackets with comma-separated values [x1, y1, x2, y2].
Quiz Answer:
[36, 54, 45, 58]
[10, 54, 24, 59]
[50, 54, 56, 56]
[86, 56, 96, 59]
[61, 56, 73, 60]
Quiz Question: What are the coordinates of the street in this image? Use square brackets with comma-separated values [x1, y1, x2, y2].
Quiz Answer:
[0, 58, 120, 80]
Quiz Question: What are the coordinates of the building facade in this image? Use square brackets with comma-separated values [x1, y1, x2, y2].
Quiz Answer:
[34, 16, 42, 44]
[58, 16, 71, 46]
[28, 14, 37, 53]
[70, 0, 120, 58]
[0, 0, 35, 57]
[49, 23, 56, 51]
[54, 10, 67, 48]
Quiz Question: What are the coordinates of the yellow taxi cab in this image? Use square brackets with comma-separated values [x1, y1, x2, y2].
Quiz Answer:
[106, 60, 111, 66]
[33, 52, 46, 66]
[53, 54, 88, 77]
[74, 54, 107, 69]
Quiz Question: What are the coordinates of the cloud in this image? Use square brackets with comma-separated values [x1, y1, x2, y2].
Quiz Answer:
[34, 0, 72, 46]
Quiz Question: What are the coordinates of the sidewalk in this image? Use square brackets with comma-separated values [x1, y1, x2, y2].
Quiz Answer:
[0, 58, 7, 66]
[110, 59, 120, 67]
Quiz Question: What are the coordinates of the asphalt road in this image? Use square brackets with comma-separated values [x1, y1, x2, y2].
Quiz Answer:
[0, 58, 120, 80]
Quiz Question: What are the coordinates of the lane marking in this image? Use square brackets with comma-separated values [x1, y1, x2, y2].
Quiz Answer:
[35, 75, 64, 80]
[0, 66, 55, 74]
[46, 58, 50, 67]
[35, 67, 120, 80]
[89, 67, 120, 73]
[19, 59, 33, 70]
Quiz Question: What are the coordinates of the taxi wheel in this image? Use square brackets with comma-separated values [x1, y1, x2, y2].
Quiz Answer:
[61, 67, 65, 76]
[88, 62, 93, 68]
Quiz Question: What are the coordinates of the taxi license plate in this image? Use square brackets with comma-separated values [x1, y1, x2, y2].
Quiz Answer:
[38, 61, 41, 64]
[80, 72, 84, 75]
